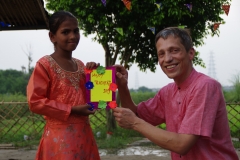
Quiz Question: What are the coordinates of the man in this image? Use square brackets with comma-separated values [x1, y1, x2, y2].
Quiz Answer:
[113, 27, 238, 159]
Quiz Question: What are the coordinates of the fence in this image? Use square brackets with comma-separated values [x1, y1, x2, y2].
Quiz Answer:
[0, 102, 239, 145]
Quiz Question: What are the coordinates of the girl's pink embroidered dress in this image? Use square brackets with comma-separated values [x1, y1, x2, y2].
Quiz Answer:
[27, 55, 100, 160]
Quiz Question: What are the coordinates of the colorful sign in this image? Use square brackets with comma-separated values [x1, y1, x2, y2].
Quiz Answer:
[85, 66, 117, 110]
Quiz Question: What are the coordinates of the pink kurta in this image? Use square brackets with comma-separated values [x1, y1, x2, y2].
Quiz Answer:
[27, 55, 100, 160]
[137, 69, 238, 160]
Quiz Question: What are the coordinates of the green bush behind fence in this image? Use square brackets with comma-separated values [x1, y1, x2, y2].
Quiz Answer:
[0, 102, 239, 146]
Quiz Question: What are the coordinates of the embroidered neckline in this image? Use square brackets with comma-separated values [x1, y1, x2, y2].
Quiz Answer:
[45, 55, 85, 90]
[48, 55, 79, 73]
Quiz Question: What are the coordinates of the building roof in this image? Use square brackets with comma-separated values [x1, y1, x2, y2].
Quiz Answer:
[0, 0, 49, 31]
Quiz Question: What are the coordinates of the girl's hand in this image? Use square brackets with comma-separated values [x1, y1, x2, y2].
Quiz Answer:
[71, 104, 96, 116]
[113, 107, 138, 129]
[86, 62, 100, 70]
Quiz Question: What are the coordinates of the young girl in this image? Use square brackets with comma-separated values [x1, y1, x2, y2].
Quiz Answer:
[27, 11, 100, 160]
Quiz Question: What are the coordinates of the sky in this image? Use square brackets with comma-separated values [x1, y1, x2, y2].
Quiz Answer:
[0, 0, 239, 89]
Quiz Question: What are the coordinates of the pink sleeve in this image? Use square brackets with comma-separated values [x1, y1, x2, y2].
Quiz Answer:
[137, 90, 166, 126]
[27, 62, 71, 121]
[179, 80, 223, 137]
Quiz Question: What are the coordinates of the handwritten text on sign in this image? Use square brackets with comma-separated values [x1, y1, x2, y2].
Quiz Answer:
[90, 70, 112, 102]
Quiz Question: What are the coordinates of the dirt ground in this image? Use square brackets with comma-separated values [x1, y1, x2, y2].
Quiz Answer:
[0, 138, 239, 160]
[0, 148, 171, 160]
[0, 148, 239, 160]
[0, 138, 173, 160]
[101, 155, 171, 160]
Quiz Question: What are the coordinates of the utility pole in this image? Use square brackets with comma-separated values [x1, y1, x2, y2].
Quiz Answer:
[135, 72, 139, 90]
[208, 51, 217, 80]
[22, 44, 33, 74]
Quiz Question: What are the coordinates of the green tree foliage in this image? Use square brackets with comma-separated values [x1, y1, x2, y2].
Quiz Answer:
[137, 86, 153, 92]
[0, 69, 29, 95]
[46, 0, 229, 70]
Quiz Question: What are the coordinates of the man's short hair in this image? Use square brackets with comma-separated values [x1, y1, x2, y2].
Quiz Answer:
[155, 27, 193, 52]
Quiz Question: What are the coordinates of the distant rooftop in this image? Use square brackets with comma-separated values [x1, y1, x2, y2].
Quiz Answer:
[0, 0, 49, 31]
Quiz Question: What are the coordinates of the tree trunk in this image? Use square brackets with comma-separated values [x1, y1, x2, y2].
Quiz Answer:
[105, 51, 117, 133]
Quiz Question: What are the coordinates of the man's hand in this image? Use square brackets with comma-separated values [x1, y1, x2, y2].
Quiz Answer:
[113, 64, 128, 87]
[113, 107, 138, 129]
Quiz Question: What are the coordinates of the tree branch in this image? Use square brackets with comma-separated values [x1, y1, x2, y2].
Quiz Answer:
[120, 45, 129, 65]
[124, 48, 133, 69]
[111, 44, 120, 65]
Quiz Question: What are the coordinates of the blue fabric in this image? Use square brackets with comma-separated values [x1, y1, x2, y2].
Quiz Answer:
[0, 21, 11, 27]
